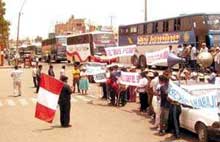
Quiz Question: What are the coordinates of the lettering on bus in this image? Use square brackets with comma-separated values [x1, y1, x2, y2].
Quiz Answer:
[137, 33, 180, 45]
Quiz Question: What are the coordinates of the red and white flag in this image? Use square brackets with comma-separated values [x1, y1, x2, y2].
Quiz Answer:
[35, 73, 64, 123]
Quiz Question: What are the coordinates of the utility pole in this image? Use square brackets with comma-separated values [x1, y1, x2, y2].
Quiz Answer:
[15, 0, 26, 65]
[144, 0, 147, 22]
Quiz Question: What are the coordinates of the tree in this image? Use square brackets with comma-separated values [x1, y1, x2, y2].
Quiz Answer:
[0, 0, 10, 49]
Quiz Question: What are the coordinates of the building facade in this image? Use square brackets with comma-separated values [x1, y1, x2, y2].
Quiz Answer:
[55, 15, 86, 35]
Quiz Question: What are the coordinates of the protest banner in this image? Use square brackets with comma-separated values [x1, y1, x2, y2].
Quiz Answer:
[119, 71, 140, 86]
[145, 48, 169, 65]
[105, 45, 136, 58]
[168, 81, 219, 109]
[85, 62, 106, 75]
[93, 71, 107, 83]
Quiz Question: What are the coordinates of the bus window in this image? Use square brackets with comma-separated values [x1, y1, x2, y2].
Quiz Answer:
[138, 24, 144, 34]
[168, 19, 174, 32]
[158, 21, 163, 33]
[147, 23, 153, 34]
[192, 16, 207, 34]
[130, 26, 137, 33]
[180, 17, 192, 31]
[153, 22, 158, 33]
[163, 20, 169, 32]
[174, 18, 181, 31]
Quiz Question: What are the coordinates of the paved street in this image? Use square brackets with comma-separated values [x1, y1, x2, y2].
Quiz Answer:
[0, 63, 200, 142]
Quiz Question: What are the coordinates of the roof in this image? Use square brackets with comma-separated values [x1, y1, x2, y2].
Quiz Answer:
[119, 13, 220, 27]
[66, 31, 114, 38]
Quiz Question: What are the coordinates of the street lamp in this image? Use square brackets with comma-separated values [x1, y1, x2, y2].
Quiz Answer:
[15, 0, 26, 65]
[144, 0, 147, 22]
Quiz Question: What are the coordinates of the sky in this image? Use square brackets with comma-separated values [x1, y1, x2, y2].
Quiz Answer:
[3, 0, 220, 39]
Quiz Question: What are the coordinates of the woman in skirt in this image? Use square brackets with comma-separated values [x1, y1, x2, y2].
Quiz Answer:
[79, 69, 89, 95]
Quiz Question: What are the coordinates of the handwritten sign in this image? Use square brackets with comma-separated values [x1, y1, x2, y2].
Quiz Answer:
[93, 72, 107, 83]
[168, 81, 219, 108]
[85, 62, 106, 75]
[119, 71, 140, 86]
[145, 48, 169, 65]
[105, 45, 136, 57]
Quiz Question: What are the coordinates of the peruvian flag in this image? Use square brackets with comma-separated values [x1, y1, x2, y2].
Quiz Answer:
[35, 73, 64, 123]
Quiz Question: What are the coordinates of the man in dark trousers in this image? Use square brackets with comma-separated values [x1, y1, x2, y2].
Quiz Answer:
[58, 75, 73, 127]
[36, 65, 42, 93]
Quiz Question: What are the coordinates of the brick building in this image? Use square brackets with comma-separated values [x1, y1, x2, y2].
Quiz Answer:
[55, 15, 86, 35]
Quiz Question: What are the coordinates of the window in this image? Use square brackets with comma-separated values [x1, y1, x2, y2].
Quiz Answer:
[147, 23, 153, 34]
[138, 24, 144, 34]
[163, 20, 169, 32]
[180, 17, 192, 31]
[130, 26, 137, 33]
[168, 19, 174, 32]
[157, 21, 163, 33]
[153, 22, 158, 33]
[174, 18, 181, 31]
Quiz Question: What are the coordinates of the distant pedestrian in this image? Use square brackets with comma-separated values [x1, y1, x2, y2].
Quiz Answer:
[10, 65, 23, 96]
[48, 65, 55, 77]
[32, 65, 37, 88]
[190, 44, 197, 71]
[58, 75, 73, 127]
[60, 65, 66, 79]
[36, 65, 43, 93]
[72, 64, 80, 93]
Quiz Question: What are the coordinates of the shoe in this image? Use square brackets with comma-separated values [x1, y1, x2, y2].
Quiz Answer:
[62, 124, 72, 128]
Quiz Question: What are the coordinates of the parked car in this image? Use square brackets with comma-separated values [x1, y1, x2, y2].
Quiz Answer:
[153, 83, 220, 142]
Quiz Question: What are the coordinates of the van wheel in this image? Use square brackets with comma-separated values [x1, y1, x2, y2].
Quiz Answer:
[131, 55, 139, 67]
[139, 55, 147, 68]
[196, 123, 208, 142]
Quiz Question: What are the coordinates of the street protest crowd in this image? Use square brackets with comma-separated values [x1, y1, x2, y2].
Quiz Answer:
[8, 42, 220, 137]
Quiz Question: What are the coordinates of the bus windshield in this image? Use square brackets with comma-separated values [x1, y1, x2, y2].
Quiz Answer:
[208, 15, 220, 30]
[92, 33, 116, 55]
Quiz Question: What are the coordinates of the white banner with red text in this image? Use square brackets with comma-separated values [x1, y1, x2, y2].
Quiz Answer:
[119, 71, 140, 86]
[105, 45, 136, 58]
[145, 48, 169, 66]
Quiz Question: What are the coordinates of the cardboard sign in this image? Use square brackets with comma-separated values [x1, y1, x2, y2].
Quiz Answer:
[119, 71, 140, 86]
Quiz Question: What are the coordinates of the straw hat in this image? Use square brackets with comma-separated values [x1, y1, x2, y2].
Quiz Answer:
[147, 72, 154, 77]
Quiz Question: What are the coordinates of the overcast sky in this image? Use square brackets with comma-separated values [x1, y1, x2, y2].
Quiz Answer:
[3, 0, 220, 39]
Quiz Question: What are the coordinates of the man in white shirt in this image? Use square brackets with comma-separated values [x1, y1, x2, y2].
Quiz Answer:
[137, 72, 148, 112]
[32, 65, 37, 88]
[11, 66, 23, 96]
[190, 44, 197, 71]
[199, 42, 208, 53]
[60, 65, 66, 79]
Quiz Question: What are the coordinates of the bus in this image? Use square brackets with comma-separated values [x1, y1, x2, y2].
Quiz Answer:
[119, 13, 220, 68]
[41, 35, 67, 62]
[66, 32, 117, 64]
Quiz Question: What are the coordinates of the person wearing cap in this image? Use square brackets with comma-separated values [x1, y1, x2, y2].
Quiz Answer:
[199, 42, 208, 53]
[58, 75, 73, 127]
[146, 71, 155, 116]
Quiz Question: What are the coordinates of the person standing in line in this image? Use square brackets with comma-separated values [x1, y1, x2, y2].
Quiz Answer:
[214, 47, 220, 73]
[167, 97, 182, 139]
[158, 75, 170, 135]
[36, 65, 42, 93]
[32, 65, 37, 88]
[72, 64, 80, 93]
[48, 65, 55, 77]
[137, 72, 148, 112]
[199, 42, 209, 53]
[11, 65, 23, 96]
[190, 44, 197, 71]
[60, 65, 66, 79]
[79, 68, 89, 95]
[58, 75, 73, 127]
